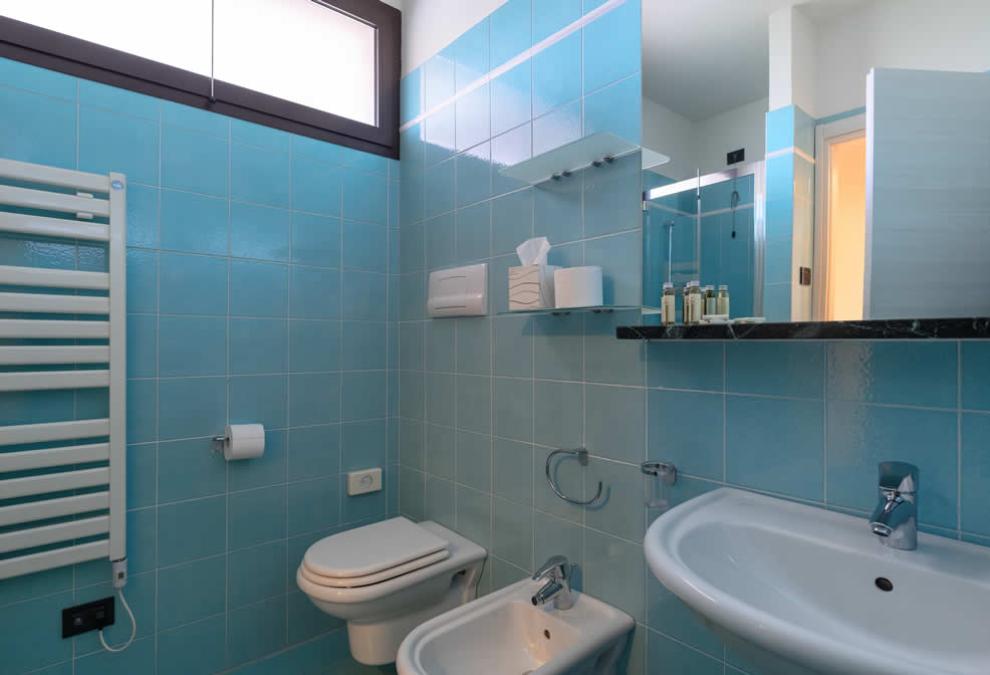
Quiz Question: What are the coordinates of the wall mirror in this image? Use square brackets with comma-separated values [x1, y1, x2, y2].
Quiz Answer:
[640, 0, 990, 323]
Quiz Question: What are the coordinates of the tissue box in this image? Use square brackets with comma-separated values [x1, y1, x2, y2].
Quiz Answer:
[508, 265, 559, 311]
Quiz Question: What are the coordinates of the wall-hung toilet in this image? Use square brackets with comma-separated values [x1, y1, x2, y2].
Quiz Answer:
[296, 516, 486, 665]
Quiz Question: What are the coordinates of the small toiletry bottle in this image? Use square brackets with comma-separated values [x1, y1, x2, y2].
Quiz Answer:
[661, 282, 676, 326]
[684, 281, 702, 325]
[703, 285, 717, 316]
[717, 284, 730, 317]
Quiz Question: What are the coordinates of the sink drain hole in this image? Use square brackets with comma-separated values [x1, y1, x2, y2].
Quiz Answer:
[875, 577, 893, 592]
[543, 629, 551, 640]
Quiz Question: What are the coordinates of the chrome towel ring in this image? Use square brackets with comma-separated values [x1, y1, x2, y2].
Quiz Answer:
[545, 448, 604, 506]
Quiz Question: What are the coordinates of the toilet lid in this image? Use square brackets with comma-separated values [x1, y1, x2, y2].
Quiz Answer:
[303, 517, 449, 580]
[300, 548, 450, 588]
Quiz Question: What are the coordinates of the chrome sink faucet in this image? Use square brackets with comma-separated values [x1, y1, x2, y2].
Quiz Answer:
[531, 555, 575, 610]
[869, 461, 918, 550]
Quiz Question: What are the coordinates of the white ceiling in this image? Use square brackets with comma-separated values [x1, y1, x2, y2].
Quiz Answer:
[642, 0, 865, 120]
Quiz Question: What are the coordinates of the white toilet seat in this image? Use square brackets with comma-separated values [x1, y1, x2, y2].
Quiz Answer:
[301, 516, 451, 590]
[300, 548, 450, 588]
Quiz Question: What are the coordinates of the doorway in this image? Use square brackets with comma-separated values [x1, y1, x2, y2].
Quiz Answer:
[814, 115, 867, 321]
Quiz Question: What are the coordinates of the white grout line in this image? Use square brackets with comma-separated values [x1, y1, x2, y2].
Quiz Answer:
[399, 0, 627, 133]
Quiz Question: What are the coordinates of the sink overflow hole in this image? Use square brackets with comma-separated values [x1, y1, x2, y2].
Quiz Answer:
[875, 577, 893, 592]
[543, 629, 551, 640]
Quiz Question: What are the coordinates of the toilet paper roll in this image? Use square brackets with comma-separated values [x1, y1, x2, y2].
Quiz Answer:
[554, 266, 604, 308]
[224, 423, 265, 461]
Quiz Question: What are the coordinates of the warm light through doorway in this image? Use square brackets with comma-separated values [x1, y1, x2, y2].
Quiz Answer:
[825, 135, 866, 321]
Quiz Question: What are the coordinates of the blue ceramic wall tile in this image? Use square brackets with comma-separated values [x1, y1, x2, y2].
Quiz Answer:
[126, 249, 158, 314]
[229, 318, 288, 375]
[289, 373, 340, 427]
[126, 379, 157, 444]
[160, 190, 228, 255]
[162, 125, 228, 197]
[79, 106, 159, 185]
[456, 142, 493, 208]
[157, 498, 225, 567]
[231, 119, 290, 152]
[493, 496, 533, 568]
[423, 51, 456, 111]
[157, 555, 226, 628]
[341, 321, 387, 370]
[159, 253, 228, 315]
[230, 143, 290, 208]
[0, 87, 76, 169]
[159, 316, 226, 376]
[342, 170, 388, 225]
[494, 377, 534, 441]
[0, 592, 73, 673]
[457, 318, 492, 375]
[583, 529, 645, 621]
[341, 371, 387, 421]
[456, 84, 492, 152]
[584, 74, 641, 143]
[961, 413, 990, 536]
[585, 230, 641, 306]
[158, 438, 226, 503]
[585, 384, 644, 463]
[532, 33, 582, 117]
[227, 596, 287, 667]
[453, 19, 490, 90]
[827, 342, 957, 408]
[289, 319, 340, 372]
[0, 56, 76, 99]
[491, 0, 532, 67]
[343, 221, 388, 272]
[646, 342, 724, 392]
[230, 375, 288, 431]
[290, 266, 340, 319]
[962, 342, 990, 410]
[126, 184, 160, 248]
[287, 477, 340, 536]
[400, 68, 423, 123]
[765, 106, 796, 154]
[533, 0, 582, 41]
[230, 260, 289, 317]
[491, 123, 533, 196]
[425, 213, 456, 270]
[491, 189, 534, 255]
[649, 390, 724, 480]
[582, 0, 640, 93]
[726, 342, 824, 399]
[158, 616, 226, 675]
[291, 157, 341, 216]
[158, 377, 227, 441]
[229, 485, 287, 550]
[648, 630, 723, 675]
[456, 201, 492, 262]
[292, 213, 341, 267]
[457, 374, 493, 435]
[230, 202, 291, 262]
[161, 101, 228, 137]
[492, 62, 532, 137]
[288, 425, 340, 480]
[826, 401, 957, 528]
[342, 270, 387, 320]
[533, 100, 582, 157]
[425, 158, 456, 218]
[726, 395, 824, 500]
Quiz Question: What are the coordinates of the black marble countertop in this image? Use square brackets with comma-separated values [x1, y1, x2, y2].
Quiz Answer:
[616, 318, 990, 340]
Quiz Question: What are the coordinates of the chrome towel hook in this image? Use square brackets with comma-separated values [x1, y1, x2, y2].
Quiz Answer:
[545, 448, 604, 506]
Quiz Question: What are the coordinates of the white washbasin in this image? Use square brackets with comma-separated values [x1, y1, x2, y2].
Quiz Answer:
[644, 488, 990, 675]
[395, 578, 634, 675]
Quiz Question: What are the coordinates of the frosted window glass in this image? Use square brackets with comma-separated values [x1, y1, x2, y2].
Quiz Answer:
[1, 0, 212, 75]
[214, 0, 377, 126]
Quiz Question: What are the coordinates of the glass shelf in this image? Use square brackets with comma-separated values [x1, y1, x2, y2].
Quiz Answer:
[499, 305, 653, 316]
[499, 132, 670, 185]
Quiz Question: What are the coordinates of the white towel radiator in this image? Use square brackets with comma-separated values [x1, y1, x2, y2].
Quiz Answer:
[0, 157, 127, 582]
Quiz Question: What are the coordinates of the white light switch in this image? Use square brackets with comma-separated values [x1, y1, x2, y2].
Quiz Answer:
[347, 468, 382, 496]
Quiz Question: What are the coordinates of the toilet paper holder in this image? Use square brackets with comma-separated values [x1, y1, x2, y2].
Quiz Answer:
[211, 424, 266, 460]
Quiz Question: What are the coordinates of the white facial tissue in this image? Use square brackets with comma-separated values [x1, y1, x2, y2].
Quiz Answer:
[509, 237, 558, 311]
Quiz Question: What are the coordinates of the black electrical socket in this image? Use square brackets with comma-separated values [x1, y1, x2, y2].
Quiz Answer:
[62, 597, 115, 638]
[727, 148, 745, 165]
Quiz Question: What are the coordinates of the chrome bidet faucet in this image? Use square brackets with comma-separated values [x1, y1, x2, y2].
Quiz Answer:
[531, 555, 575, 610]
[869, 461, 918, 550]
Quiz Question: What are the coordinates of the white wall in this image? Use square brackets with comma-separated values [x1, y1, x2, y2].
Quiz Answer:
[400, 0, 506, 75]
[776, 0, 990, 119]
[643, 96, 767, 180]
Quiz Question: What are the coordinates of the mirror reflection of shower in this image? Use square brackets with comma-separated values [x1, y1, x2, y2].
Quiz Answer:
[644, 162, 765, 319]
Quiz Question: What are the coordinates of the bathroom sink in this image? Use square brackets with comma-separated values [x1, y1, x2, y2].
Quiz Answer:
[395, 578, 633, 675]
[644, 488, 990, 674]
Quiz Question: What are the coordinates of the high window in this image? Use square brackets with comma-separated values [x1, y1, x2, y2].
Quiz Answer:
[0, 0, 399, 157]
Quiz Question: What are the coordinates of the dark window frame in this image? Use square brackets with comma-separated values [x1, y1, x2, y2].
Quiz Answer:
[0, 0, 401, 159]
